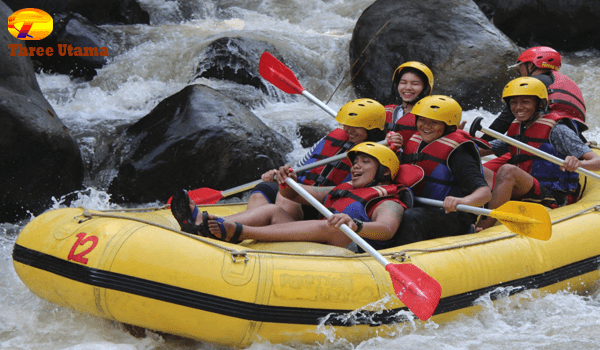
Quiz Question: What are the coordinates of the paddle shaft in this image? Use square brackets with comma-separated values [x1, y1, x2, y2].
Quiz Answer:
[414, 197, 491, 216]
[301, 90, 337, 117]
[284, 177, 390, 267]
[480, 125, 600, 181]
[219, 137, 388, 198]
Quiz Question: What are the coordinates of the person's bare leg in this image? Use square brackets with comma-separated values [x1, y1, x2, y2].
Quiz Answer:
[483, 166, 495, 190]
[245, 192, 270, 211]
[208, 219, 353, 247]
[274, 193, 304, 221]
[477, 164, 534, 230]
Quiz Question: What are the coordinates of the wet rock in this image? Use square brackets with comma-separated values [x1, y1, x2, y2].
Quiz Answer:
[493, 0, 600, 51]
[29, 13, 121, 80]
[0, 2, 84, 222]
[3, 0, 149, 25]
[297, 122, 331, 148]
[190, 36, 306, 106]
[107, 84, 292, 203]
[350, 0, 520, 112]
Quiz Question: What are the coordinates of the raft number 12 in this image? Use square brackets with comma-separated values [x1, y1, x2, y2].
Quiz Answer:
[67, 232, 98, 264]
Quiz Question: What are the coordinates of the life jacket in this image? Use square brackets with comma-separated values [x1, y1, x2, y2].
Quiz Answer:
[506, 112, 581, 194]
[401, 130, 485, 200]
[384, 104, 417, 148]
[323, 179, 416, 250]
[547, 71, 587, 128]
[296, 128, 354, 187]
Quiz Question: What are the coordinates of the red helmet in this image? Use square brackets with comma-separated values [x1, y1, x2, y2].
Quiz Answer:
[517, 46, 562, 71]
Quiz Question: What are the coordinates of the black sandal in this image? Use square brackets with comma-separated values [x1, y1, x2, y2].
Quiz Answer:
[171, 189, 200, 235]
[213, 217, 243, 244]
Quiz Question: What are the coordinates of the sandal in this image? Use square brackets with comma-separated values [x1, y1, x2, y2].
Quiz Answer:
[171, 189, 210, 236]
[212, 217, 243, 244]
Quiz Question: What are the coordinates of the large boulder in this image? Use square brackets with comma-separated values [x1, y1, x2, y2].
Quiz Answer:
[0, 2, 84, 222]
[493, 0, 600, 51]
[107, 84, 292, 204]
[349, 0, 520, 112]
[190, 35, 307, 106]
[30, 13, 121, 80]
[3, 0, 149, 25]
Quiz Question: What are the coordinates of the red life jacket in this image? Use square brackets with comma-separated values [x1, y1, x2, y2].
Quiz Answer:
[547, 71, 587, 128]
[506, 112, 581, 194]
[402, 130, 484, 200]
[296, 128, 354, 187]
[323, 182, 412, 223]
[384, 104, 417, 148]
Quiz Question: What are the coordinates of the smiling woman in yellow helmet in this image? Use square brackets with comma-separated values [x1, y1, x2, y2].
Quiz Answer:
[395, 95, 492, 245]
[172, 142, 413, 251]
[477, 77, 600, 230]
[240, 98, 388, 221]
[385, 61, 434, 151]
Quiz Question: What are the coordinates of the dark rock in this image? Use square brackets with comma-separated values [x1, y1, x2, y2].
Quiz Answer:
[493, 0, 600, 51]
[29, 13, 121, 80]
[349, 0, 520, 112]
[191, 36, 306, 106]
[473, 0, 497, 19]
[107, 84, 292, 203]
[1, 2, 84, 222]
[3, 0, 149, 25]
[297, 122, 331, 148]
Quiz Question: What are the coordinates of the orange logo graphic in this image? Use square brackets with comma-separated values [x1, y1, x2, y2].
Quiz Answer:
[8, 8, 53, 40]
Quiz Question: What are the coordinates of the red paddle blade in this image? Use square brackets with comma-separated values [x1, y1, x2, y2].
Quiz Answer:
[167, 188, 223, 205]
[259, 51, 304, 94]
[385, 263, 441, 321]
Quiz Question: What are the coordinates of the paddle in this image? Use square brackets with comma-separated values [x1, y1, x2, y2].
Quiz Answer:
[284, 177, 441, 321]
[182, 152, 348, 204]
[414, 197, 551, 241]
[470, 116, 600, 182]
[259, 51, 338, 117]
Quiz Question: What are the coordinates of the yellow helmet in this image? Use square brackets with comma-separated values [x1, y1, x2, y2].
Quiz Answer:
[347, 142, 400, 179]
[411, 95, 462, 127]
[502, 77, 548, 105]
[335, 98, 386, 130]
[392, 61, 434, 97]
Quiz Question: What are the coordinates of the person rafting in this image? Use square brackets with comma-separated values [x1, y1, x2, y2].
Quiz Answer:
[384, 61, 434, 151]
[482, 46, 588, 174]
[476, 77, 600, 230]
[171, 142, 417, 250]
[245, 98, 387, 221]
[394, 95, 492, 245]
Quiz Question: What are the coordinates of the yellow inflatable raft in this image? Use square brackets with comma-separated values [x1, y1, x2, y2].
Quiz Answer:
[12, 163, 600, 348]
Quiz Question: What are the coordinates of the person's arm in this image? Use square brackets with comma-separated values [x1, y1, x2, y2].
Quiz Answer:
[275, 165, 334, 204]
[562, 151, 600, 172]
[550, 124, 600, 171]
[444, 146, 492, 212]
[326, 200, 404, 241]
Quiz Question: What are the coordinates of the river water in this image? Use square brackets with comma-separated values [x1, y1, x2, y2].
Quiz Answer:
[2, 0, 600, 349]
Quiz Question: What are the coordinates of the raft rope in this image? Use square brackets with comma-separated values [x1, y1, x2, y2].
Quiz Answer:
[76, 203, 600, 262]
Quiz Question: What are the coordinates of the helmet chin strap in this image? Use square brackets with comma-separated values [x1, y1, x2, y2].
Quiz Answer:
[525, 63, 537, 76]
[367, 166, 390, 187]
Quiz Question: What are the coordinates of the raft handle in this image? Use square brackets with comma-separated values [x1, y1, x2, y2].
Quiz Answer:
[231, 252, 249, 264]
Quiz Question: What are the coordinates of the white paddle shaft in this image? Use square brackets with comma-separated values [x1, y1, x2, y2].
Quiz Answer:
[284, 177, 390, 267]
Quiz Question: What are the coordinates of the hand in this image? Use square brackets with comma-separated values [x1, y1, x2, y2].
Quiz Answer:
[386, 131, 403, 152]
[326, 213, 357, 230]
[458, 120, 467, 130]
[274, 165, 297, 186]
[560, 156, 581, 172]
[442, 196, 463, 213]
[260, 169, 279, 182]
